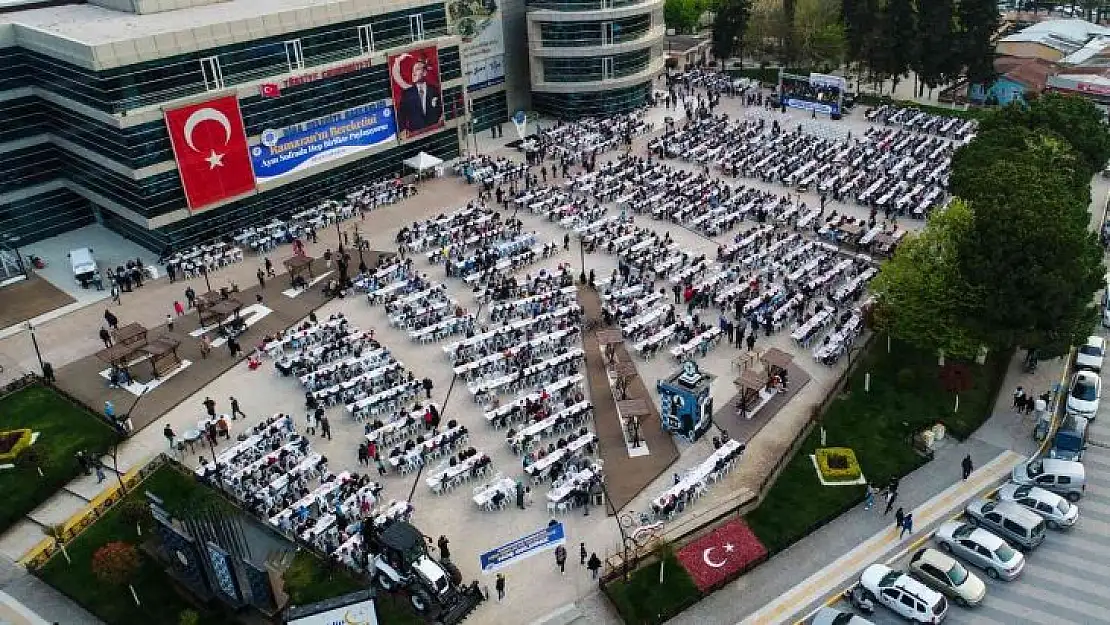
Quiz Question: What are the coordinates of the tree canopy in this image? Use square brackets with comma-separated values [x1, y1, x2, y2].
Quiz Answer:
[665, 0, 704, 34]
[712, 0, 753, 60]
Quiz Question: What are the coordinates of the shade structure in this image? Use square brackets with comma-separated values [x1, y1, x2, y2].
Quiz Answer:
[760, 347, 794, 372]
[403, 151, 444, 172]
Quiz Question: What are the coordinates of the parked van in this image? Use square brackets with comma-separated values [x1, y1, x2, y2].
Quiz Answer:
[67, 247, 97, 288]
[1050, 415, 1089, 462]
[1011, 458, 1086, 502]
[965, 499, 1047, 551]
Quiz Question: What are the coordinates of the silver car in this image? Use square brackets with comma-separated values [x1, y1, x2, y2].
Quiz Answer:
[811, 607, 875, 625]
[934, 520, 1025, 581]
[997, 483, 1079, 529]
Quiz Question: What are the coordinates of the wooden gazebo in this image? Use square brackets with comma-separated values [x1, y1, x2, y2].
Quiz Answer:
[144, 335, 183, 378]
[761, 347, 793, 379]
[596, 329, 624, 365]
[610, 360, 638, 400]
[284, 255, 316, 287]
[196, 296, 243, 330]
[733, 369, 765, 419]
[616, 398, 651, 448]
[113, 322, 148, 348]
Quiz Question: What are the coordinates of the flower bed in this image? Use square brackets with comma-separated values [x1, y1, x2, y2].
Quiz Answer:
[814, 447, 862, 482]
[0, 428, 32, 463]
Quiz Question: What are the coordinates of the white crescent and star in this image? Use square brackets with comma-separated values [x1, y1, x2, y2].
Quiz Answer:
[391, 52, 413, 90]
[702, 542, 735, 568]
[182, 107, 233, 169]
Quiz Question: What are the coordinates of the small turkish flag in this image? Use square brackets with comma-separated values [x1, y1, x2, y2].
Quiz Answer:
[164, 95, 256, 211]
[676, 519, 767, 592]
[260, 83, 282, 98]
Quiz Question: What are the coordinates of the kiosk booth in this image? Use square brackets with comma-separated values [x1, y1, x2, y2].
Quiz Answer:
[657, 360, 715, 442]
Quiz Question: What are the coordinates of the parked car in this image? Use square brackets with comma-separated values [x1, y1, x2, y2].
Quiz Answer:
[908, 548, 987, 607]
[964, 499, 1046, 551]
[859, 564, 948, 623]
[67, 247, 97, 288]
[1049, 414, 1089, 462]
[811, 606, 875, 625]
[997, 483, 1079, 529]
[1011, 457, 1086, 502]
[1066, 370, 1101, 419]
[1076, 335, 1105, 372]
[934, 520, 1025, 581]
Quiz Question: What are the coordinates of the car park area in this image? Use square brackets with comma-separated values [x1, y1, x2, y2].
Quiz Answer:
[820, 344, 1110, 625]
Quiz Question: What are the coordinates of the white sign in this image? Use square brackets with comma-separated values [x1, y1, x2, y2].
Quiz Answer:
[287, 599, 379, 625]
[448, 0, 506, 90]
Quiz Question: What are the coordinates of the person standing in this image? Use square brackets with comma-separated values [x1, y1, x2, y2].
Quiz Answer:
[166, 313, 174, 333]
[230, 396, 246, 420]
[962, 454, 973, 480]
[438, 535, 451, 561]
[228, 336, 242, 358]
[580, 542, 588, 566]
[495, 573, 506, 602]
[265, 257, 275, 278]
[200, 333, 212, 359]
[203, 396, 217, 418]
[422, 377, 434, 399]
[320, 414, 332, 440]
[185, 286, 196, 308]
[746, 332, 756, 352]
[163, 423, 176, 449]
[257, 267, 266, 289]
[587, 553, 602, 579]
[375, 454, 387, 476]
[894, 506, 905, 531]
[554, 544, 567, 574]
[103, 309, 119, 330]
[95, 461, 106, 484]
[99, 327, 113, 348]
[900, 512, 913, 539]
[174, 300, 185, 317]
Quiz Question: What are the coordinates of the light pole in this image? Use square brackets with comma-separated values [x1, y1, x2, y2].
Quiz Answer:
[25, 322, 44, 375]
[4, 234, 27, 277]
[353, 223, 365, 266]
[199, 263, 213, 294]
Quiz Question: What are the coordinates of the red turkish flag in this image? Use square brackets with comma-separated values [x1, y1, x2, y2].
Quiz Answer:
[164, 95, 256, 211]
[260, 83, 282, 98]
[676, 519, 767, 592]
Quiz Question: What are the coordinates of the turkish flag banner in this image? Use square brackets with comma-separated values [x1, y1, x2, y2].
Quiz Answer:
[260, 83, 281, 98]
[164, 95, 256, 211]
[676, 519, 767, 592]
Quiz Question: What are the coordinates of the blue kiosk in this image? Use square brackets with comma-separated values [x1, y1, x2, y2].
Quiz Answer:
[657, 360, 715, 442]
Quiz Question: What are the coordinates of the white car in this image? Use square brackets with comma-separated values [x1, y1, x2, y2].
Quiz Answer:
[811, 607, 874, 625]
[1066, 370, 1101, 419]
[934, 520, 1025, 581]
[997, 483, 1079, 529]
[859, 563, 948, 623]
[1076, 336, 1105, 372]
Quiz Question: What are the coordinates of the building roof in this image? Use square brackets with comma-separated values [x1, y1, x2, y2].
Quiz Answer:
[1001, 19, 1110, 56]
[994, 55, 1057, 91]
[1059, 35, 1110, 65]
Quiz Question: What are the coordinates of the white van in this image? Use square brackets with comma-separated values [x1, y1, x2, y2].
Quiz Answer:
[67, 247, 97, 287]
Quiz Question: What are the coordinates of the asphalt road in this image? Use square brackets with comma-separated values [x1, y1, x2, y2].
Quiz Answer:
[822, 345, 1110, 625]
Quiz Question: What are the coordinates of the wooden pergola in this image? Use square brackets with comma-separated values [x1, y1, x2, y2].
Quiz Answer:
[616, 398, 651, 448]
[596, 329, 624, 365]
[197, 297, 243, 330]
[733, 369, 765, 419]
[761, 347, 794, 381]
[144, 335, 182, 378]
[113, 322, 147, 348]
[284, 255, 316, 286]
[95, 342, 144, 370]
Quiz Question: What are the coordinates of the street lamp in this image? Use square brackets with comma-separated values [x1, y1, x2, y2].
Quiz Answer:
[353, 224, 365, 266]
[25, 322, 44, 376]
[199, 263, 213, 293]
[4, 234, 26, 277]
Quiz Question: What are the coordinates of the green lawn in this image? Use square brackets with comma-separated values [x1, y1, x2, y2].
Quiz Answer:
[605, 548, 701, 625]
[37, 465, 236, 625]
[0, 384, 121, 533]
[746, 339, 1008, 554]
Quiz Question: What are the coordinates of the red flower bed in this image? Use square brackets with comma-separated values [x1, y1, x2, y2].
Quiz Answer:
[676, 519, 768, 592]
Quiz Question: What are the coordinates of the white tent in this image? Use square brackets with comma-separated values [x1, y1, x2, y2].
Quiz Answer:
[403, 151, 443, 172]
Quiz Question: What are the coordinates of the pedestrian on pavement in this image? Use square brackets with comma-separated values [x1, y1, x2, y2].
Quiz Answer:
[230, 396, 246, 420]
[320, 414, 332, 440]
[746, 333, 756, 352]
[894, 506, 905, 530]
[104, 401, 115, 419]
[357, 443, 369, 466]
[438, 535, 451, 561]
[900, 512, 913, 539]
[375, 454, 388, 476]
[587, 553, 602, 579]
[1013, 386, 1025, 410]
[495, 573, 506, 601]
[257, 267, 266, 289]
[265, 257, 275, 277]
[962, 454, 973, 480]
[200, 333, 212, 359]
[166, 313, 174, 332]
[563, 233, 570, 251]
[555, 544, 567, 574]
[95, 461, 106, 484]
[185, 286, 196, 308]
[883, 488, 898, 515]
[306, 411, 317, 435]
[422, 377, 434, 399]
[203, 396, 216, 417]
[864, 484, 875, 510]
[174, 300, 185, 317]
[99, 326, 113, 348]
[580, 542, 588, 566]
[104, 309, 119, 330]
[228, 336, 242, 358]
[163, 423, 176, 449]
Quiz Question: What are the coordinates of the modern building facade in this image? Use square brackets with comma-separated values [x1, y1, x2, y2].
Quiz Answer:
[526, 0, 664, 118]
[0, 0, 665, 253]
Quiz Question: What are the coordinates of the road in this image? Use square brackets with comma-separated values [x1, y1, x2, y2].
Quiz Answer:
[822, 336, 1110, 625]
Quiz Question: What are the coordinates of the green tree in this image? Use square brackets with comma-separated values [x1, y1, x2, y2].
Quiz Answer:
[841, 0, 879, 77]
[870, 199, 983, 359]
[912, 0, 957, 97]
[875, 0, 915, 92]
[793, 0, 845, 68]
[781, 0, 797, 64]
[979, 92, 1110, 174]
[954, 0, 999, 87]
[666, 0, 703, 33]
[712, 0, 753, 61]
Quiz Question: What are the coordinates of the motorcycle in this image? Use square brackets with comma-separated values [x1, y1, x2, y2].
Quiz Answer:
[844, 585, 875, 615]
[28, 255, 46, 269]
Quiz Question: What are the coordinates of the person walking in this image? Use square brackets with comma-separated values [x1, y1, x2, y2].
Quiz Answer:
[746, 332, 756, 352]
[95, 461, 106, 484]
[99, 326, 113, 348]
[163, 423, 176, 449]
[422, 377, 434, 399]
[200, 333, 212, 359]
[438, 535, 451, 561]
[257, 267, 266, 289]
[883, 487, 898, 515]
[580, 542, 588, 566]
[228, 336, 242, 358]
[166, 313, 174, 333]
[587, 553, 602, 579]
[230, 396, 246, 420]
[265, 257, 275, 278]
[900, 512, 914, 539]
[103, 309, 119, 330]
[555, 544, 567, 574]
[306, 411, 317, 436]
[864, 483, 875, 510]
[203, 396, 216, 418]
[375, 454, 388, 476]
[962, 454, 973, 480]
[894, 506, 905, 531]
[320, 414, 332, 440]
[185, 286, 196, 308]
[174, 300, 185, 317]
[495, 573, 506, 602]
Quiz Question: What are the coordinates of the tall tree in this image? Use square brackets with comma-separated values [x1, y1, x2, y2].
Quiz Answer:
[793, 0, 846, 69]
[666, 0, 704, 34]
[870, 199, 983, 359]
[912, 0, 956, 97]
[875, 0, 916, 93]
[979, 92, 1110, 174]
[781, 0, 797, 65]
[841, 0, 879, 76]
[955, 0, 1000, 87]
[712, 0, 753, 62]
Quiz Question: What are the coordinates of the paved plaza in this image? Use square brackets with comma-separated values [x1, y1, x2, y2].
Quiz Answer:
[0, 94, 952, 625]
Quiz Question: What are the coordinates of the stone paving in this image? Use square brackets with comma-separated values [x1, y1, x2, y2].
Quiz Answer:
[0, 96, 930, 625]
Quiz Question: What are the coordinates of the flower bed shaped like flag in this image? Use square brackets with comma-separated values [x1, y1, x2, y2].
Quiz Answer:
[676, 519, 768, 592]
